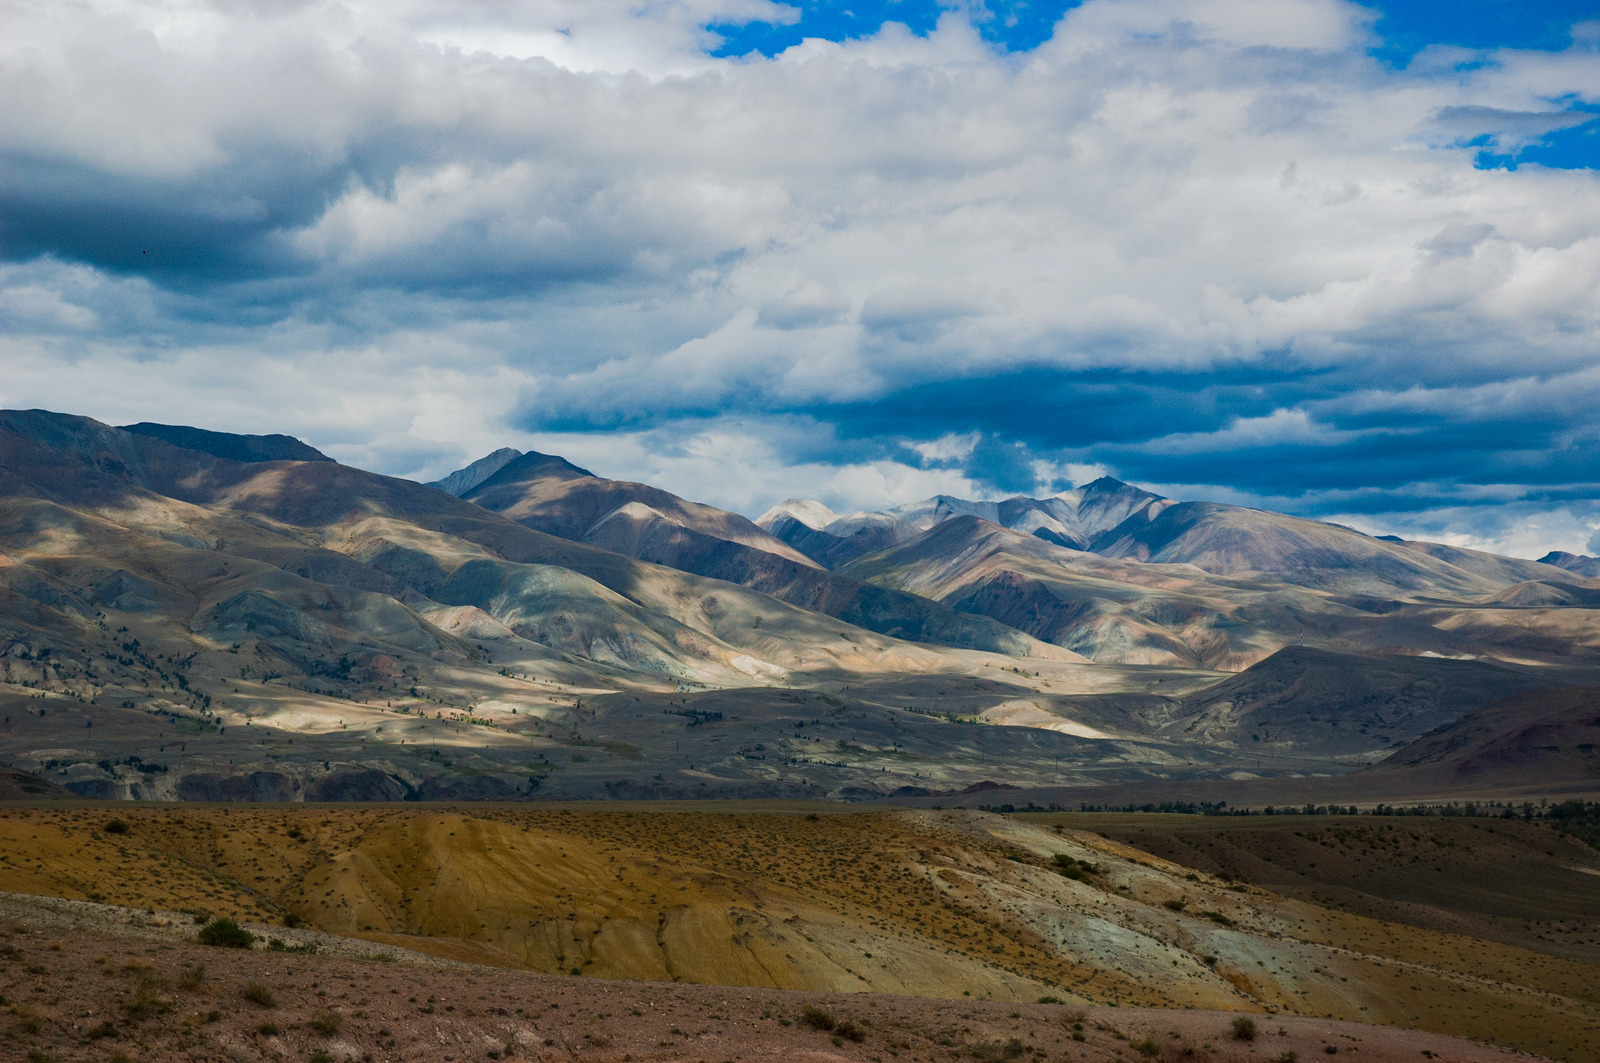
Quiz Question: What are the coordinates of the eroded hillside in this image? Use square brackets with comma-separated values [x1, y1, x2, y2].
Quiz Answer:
[0, 805, 1595, 1060]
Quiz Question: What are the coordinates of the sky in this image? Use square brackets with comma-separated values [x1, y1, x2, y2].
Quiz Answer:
[2, 0, 1599, 558]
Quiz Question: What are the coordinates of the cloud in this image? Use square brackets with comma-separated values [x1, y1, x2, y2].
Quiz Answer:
[1431, 105, 1598, 150]
[2, 0, 1599, 555]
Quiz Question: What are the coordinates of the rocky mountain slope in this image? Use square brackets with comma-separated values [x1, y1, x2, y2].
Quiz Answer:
[455, 450, 1068, 659]
[1542, 550, 1600, 578]
[1364, 686, 1600, 792]
[831, 513, 1600, 671]
[758, 476, 1169, 565]
[2, 411, 1598, 805]
[0, 411, 1109, 801]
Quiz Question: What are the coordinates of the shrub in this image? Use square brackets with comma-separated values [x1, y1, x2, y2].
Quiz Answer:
[1132, 1037, 1161, 1057]
[800, 1005, 836, 1031]
[124, 972, 170, 1020]
[1232, 1017, 1258, 1042]
[308, 1009, 342, 1035]
[1162, 898, 1187, 912]
[257, 1022, 280, 1036]
[242, 980, 276, 1008]
[834, 1019, 865, 1042]
[1201, 911, 1234, 926]
[282, 912, 304, 929]
[178, 964, 205, 991]
[197, 918, 253, 949]
[103, 819, 129, 835]
[1053, 853, 1099, 882]
[1037, 995, 1064, 1004]
[970, 1039, 1026, 1060]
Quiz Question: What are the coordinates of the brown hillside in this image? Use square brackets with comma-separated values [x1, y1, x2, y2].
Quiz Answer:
[0, 805, 1595, 1059]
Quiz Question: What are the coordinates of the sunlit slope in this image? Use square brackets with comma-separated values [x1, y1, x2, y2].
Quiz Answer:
[840, 515, 1600, 671]
[0, 805, 1596, 1059]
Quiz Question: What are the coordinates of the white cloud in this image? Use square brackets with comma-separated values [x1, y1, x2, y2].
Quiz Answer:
[2, 0, 1599, 546]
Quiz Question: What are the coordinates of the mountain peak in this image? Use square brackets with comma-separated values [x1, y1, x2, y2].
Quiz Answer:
[119, 421, 333, 463]
[1539, 551, 1600, 578]
[756, 499, 839, 531]
[428, 447, 523, 497]
[1079, 475, 1158, 497]
[465, 450, 596, 494]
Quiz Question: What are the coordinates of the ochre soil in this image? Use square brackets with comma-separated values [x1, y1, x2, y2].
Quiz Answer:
[0, 804, 1596, 1061]
[0, 912, 1548, 1063]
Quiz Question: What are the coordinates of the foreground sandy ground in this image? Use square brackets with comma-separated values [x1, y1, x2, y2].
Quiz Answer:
[0, 892, 1550, 1063]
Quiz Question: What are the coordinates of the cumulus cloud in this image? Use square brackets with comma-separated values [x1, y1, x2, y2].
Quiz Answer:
[1, 0, 1599, 553]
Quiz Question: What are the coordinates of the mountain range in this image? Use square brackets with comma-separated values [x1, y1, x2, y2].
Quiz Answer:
[1, 410, 1597, 805]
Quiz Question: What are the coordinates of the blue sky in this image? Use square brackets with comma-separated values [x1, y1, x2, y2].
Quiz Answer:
[716, 0, 1600, 68]
[2, 0, 1599, 556]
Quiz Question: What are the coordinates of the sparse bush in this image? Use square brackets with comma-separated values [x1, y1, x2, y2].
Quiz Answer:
[282, 912, 304, 929]
[257, 1021, 281, 1035]
[1037, 995, 1064, 1004]
[1053, 853, 1099, 882]
[242, 980, 276, 1007]
[1201, 911, 1234, 926]
[800, 1005, 836, 1031]
[1132, 1037, 1161, 1057]
[308, 1009, 342, 1035]
[1277, 1052, 1299, 1063]
[124, 972, 171, 1020]
[86, 1019, 118, 1040]
[103, 819, 129, 835]
[970, 1038, 1026, 1060]
[1232, 1017, 1258, 1042]
[834, 1019, 865, 1042]
[310, 1051, 333, 1063]
[197, 917, 253, 949]
[1162, 898, 1187, 912]
[178, 964, 205, 991]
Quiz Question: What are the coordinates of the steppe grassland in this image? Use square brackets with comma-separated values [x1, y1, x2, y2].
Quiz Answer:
[0, 804, 1596, 1060]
